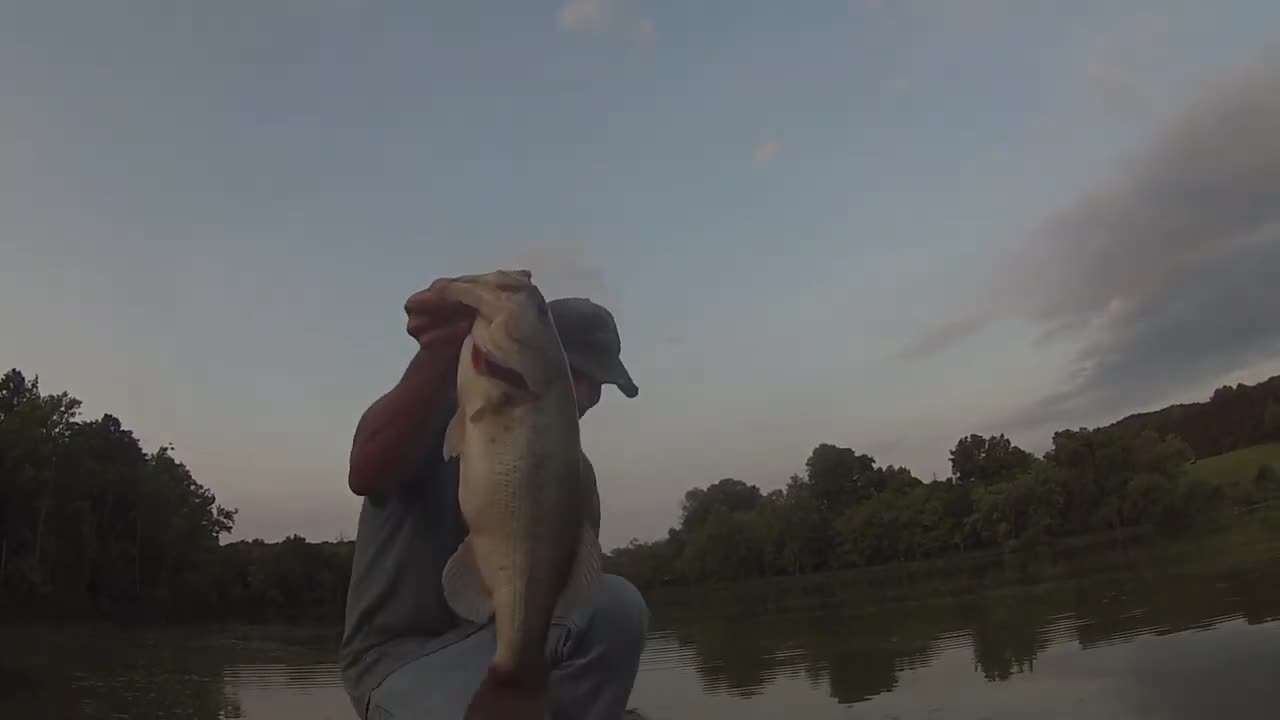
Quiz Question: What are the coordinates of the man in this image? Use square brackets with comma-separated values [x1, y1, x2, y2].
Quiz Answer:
[338, 277, 649, 720]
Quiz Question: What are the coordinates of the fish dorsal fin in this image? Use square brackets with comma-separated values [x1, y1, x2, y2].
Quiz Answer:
[441, 537, 493, 624]
[553, 524, 603, 620]
[442, 407, 465, 461]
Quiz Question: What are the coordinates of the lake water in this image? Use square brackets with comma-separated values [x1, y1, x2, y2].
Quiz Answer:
[4, 528, 1280, 719]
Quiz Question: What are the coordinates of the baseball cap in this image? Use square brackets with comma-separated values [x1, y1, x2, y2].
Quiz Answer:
[548, 297, 639, 398]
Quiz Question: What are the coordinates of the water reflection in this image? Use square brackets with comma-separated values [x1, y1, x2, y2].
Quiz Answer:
[0, 633, 247, 719]
[4, 538, 1280, 719]
[1, 626, 350, 720]
[639, 539, 1280, 717]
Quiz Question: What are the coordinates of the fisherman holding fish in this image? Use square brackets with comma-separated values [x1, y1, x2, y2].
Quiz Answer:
[338, 270, 649, 720]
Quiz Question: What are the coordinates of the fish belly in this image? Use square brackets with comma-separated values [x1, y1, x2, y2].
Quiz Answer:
[459, 407, 584, 676]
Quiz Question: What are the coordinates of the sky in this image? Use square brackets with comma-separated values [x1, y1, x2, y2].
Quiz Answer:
[3, 0, 1280, 550]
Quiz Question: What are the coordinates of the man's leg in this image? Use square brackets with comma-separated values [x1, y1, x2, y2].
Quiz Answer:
[364, 624, 490, 719]
[366, 574, 650, 720]
[546, 574, 650, 720]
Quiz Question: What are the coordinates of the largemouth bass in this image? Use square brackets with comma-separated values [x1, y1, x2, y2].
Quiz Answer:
[435, 268, 601, 688]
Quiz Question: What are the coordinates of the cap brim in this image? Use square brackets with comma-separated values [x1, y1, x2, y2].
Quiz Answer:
[571, 353, 638, 398]
[598, 355, 638, 398]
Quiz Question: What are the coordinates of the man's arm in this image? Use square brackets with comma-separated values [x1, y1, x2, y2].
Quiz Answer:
[348, 340, 459, 497]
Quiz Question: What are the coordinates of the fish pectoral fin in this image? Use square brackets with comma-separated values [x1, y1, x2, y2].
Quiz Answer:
[441, 537, 493, 624]
[467, 392, 523, 423]
[468, 403, 496, 424]
[443, 407, 466, 460]
[553, 524, 603, 620]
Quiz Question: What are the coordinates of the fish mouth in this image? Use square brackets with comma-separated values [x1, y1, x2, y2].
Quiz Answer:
[471, 343, 532, 392]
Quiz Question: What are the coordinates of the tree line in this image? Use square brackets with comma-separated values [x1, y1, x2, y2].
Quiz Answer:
[1111, 375, 1280, 458]
[0, 368, 351, 623]
[2, 366, 1278, 623]
[603, 381, 1280, 590]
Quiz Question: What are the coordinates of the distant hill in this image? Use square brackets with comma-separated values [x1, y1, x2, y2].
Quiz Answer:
[1110, 374, 1280, 458]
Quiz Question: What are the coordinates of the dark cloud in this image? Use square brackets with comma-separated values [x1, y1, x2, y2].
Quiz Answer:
[904, 43, 1280, 430]
[1003, 229, 1280, 430]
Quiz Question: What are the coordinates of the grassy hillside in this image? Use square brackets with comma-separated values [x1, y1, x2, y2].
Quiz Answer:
[1189, 443, 1280, 483]
[1188, 443, 1280, 505]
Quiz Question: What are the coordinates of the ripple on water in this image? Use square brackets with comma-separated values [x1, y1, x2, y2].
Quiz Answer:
[222, 663, 346, 691]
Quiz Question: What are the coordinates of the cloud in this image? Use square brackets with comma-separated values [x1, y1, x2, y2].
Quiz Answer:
[559, 0, 609, 32]
[753, 140, 782, 166]
[1003, 228, 1280, 430]
[893, 307, 993, 360]
[901, 43, 1280, 430]
[558, 1, 654, 45]
[498, 244, 621, 315]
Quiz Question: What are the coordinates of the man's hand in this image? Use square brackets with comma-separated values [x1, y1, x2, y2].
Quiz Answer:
[405, 279, 474, 352]
[463, 673, 549, 720]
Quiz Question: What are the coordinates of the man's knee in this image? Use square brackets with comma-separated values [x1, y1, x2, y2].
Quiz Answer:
[566, 573, 648, 665]
[545, 575, 648, 717]
[595, 574, 649, 649]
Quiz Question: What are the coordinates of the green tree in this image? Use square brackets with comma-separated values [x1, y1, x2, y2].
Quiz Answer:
[0, 368, 244, 622]
[677, 478, 763, 537]
[1263, 402, 1280, 441]
[803, 443, 883, 514]
[949, 434, 1034, 488]
[679, 507, 762, 583]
